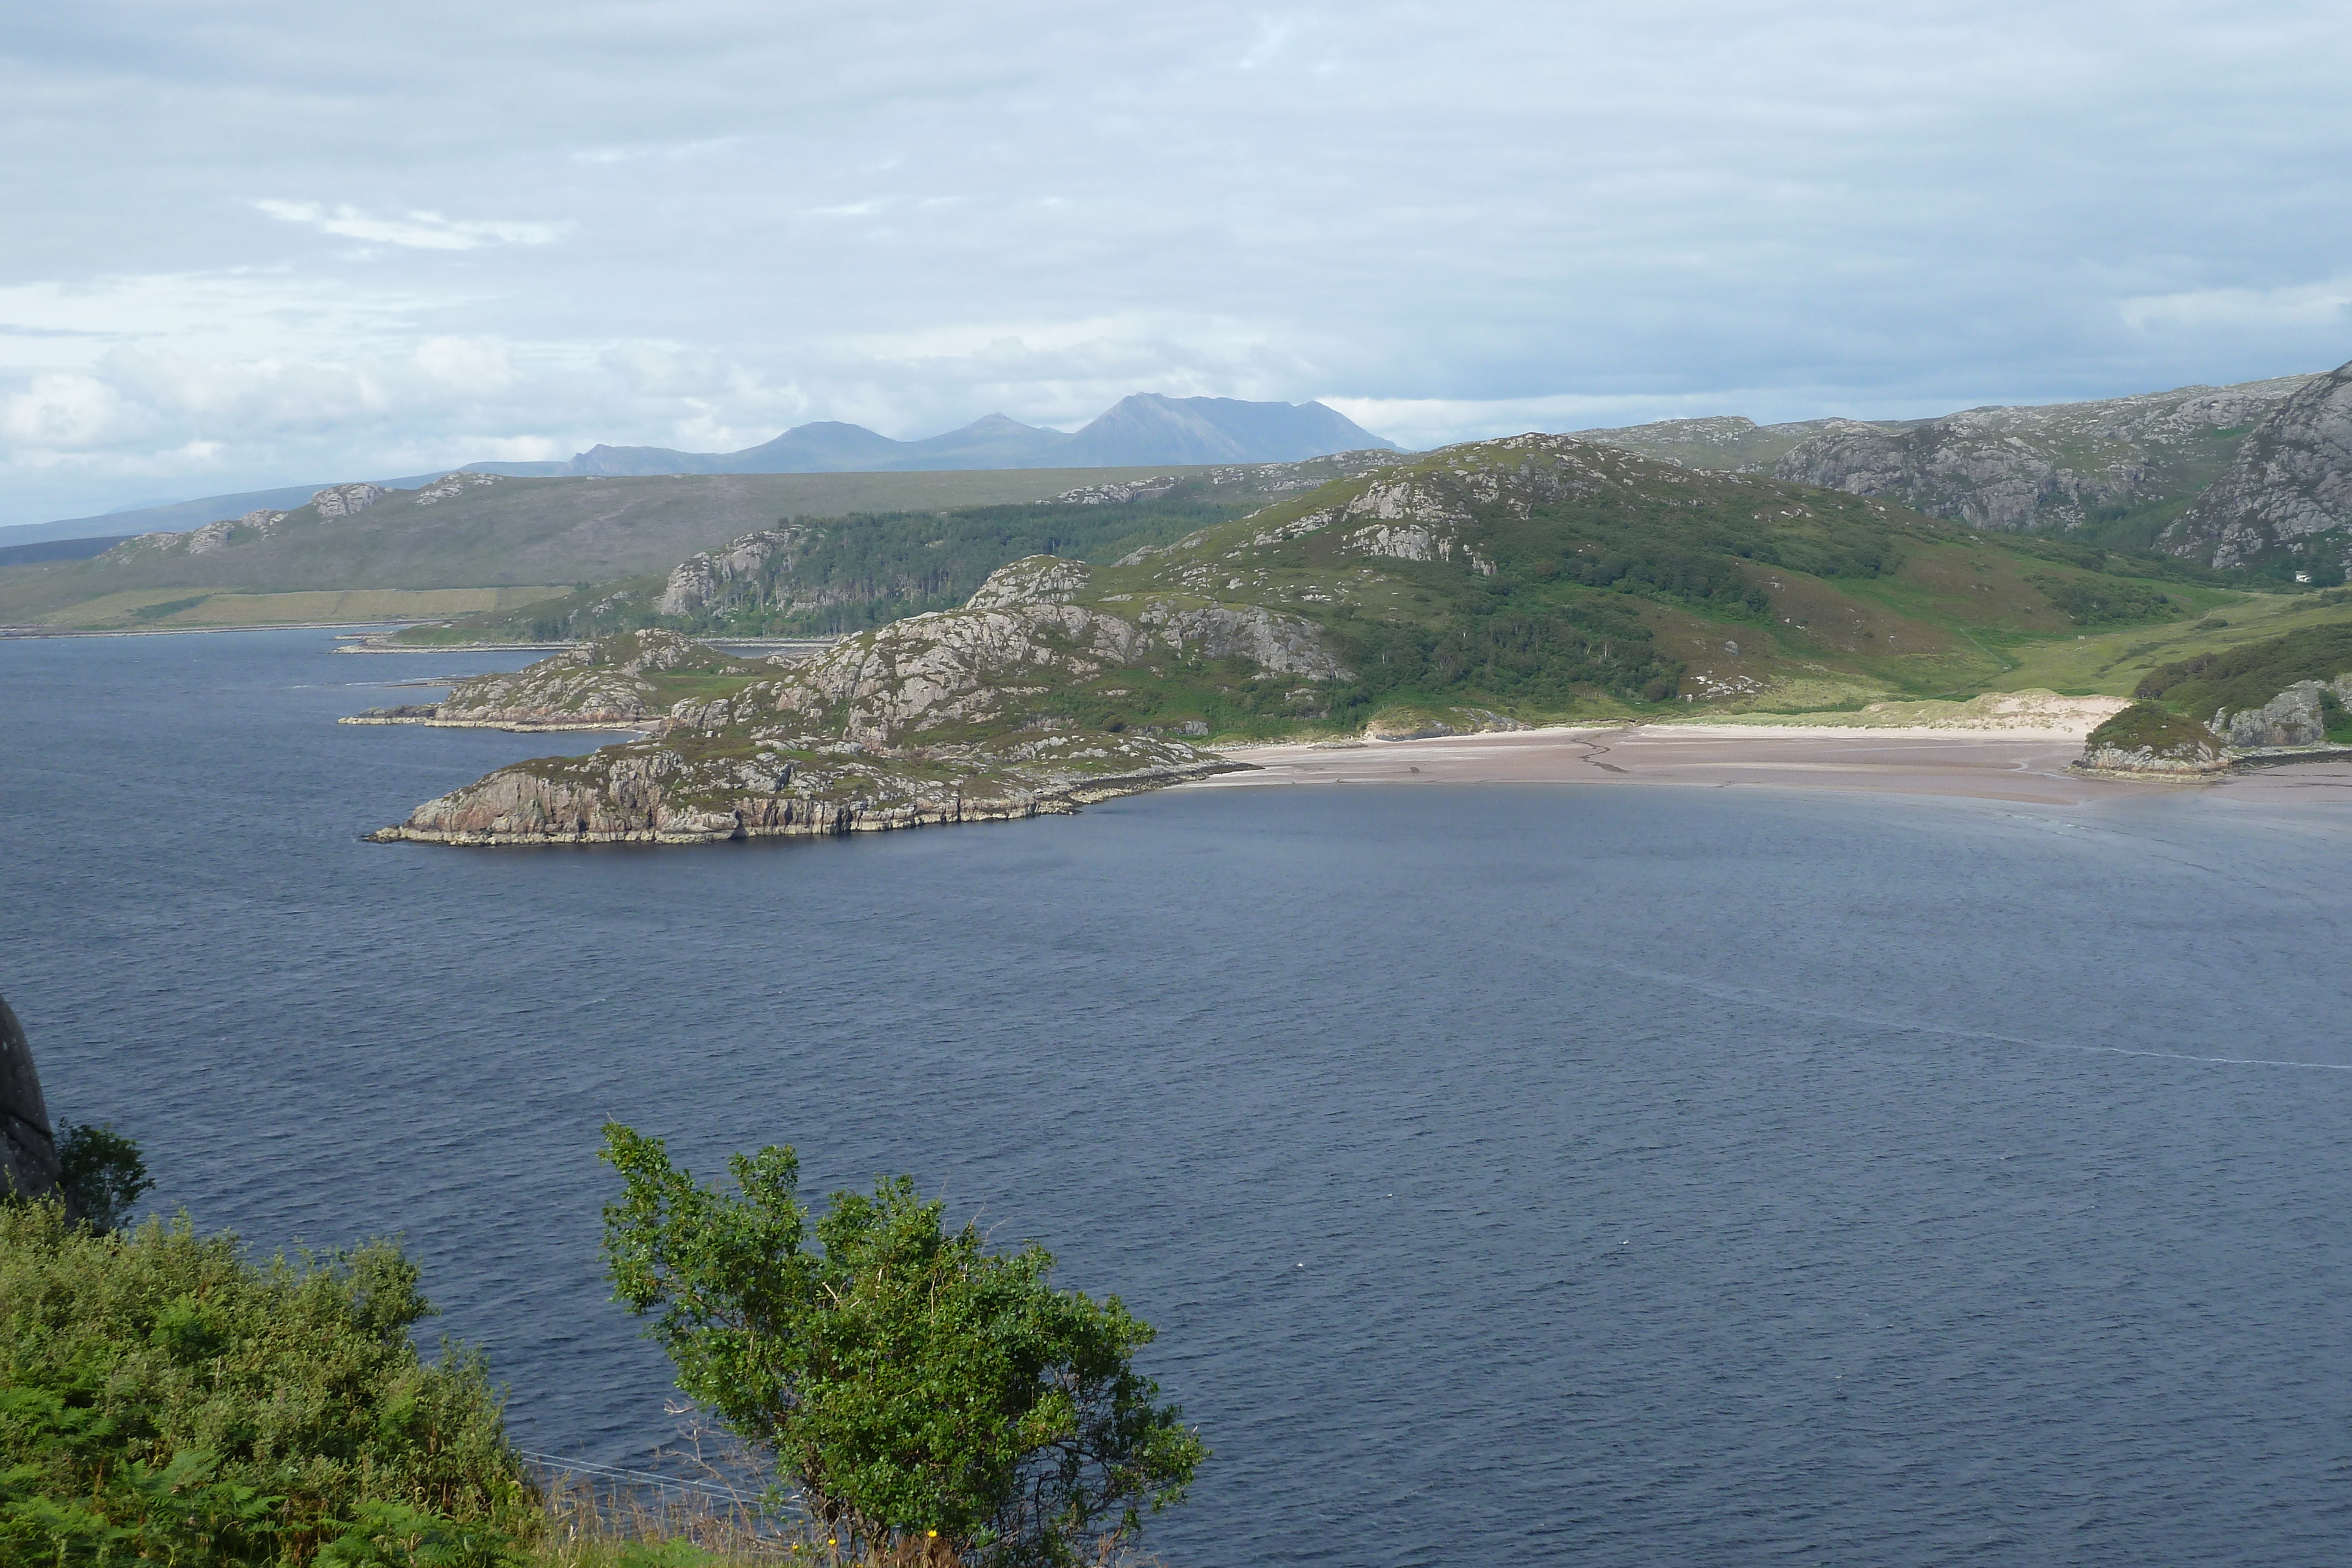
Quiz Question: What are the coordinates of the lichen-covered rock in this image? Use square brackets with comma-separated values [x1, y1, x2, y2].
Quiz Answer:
[656, 526, 814, 617]
[311, 482, 387, 518]
[0, 994, 59, 1202]
[2076, 703, 2227, 774]
[2162, 360, 2352, 567]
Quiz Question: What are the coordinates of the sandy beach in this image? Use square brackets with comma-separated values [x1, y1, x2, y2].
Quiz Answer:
[1197, 723, 2352, 806]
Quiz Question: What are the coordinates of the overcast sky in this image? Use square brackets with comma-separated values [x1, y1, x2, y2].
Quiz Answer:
[2, 1, 2348, 526]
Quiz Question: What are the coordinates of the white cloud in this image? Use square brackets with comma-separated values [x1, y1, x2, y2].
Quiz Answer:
[252, 200, 569, 250]
[2120, 276, 2352, 333]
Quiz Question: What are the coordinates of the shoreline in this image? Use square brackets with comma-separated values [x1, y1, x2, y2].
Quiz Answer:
[1195, 723, 2352, 807]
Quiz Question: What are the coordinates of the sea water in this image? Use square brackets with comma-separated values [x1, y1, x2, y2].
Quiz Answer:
[5, 628, 2351, 1567]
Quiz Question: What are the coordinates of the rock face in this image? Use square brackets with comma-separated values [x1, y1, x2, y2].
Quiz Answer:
[1768, 376, 2311, 533]
[0, 993, 60, 1202]
[2160, 361, 2352, 567]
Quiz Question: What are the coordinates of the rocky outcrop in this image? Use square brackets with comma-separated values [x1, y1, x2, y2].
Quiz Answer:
[754, 557, 1350, 745]
[655, 526, 814, 617]
[415, 472, 501, 506]
[1769, 375, 2314, 531]
[2075, 703, 2229, 775]
[371, 729, 1240, 845]
[2161, 361, 2352, 567]
[2211, 679, 2337, 748]
[342, 629, 757, 730]
[311, 482, 387, 518]
[1, 993, 59, 1202]
[1053, 476, 1179, 504]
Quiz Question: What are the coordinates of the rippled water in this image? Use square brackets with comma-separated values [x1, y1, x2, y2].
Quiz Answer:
[8, 628, 2352, 1567]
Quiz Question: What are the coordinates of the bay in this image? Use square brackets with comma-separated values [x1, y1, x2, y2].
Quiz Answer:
[5, 628, 2351, 1566]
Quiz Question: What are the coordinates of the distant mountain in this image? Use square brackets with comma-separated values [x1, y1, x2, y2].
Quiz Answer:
[0, 395, 1398, 549]
[477, 394, 1401, 479]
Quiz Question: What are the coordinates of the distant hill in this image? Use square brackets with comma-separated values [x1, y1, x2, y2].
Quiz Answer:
[0, 454, 1406, 631]
[482, 393, 1401, 479]
[0, 394, 1397, 551]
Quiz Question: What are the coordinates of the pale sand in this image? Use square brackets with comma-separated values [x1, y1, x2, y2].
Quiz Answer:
[1197, 724, 2352, 807]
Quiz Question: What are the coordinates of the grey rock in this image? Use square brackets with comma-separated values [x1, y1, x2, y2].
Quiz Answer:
[2161, 361, 2352, 567]
[2213, 680, 2330, 747]
[0, 993, 60, 1202]
[310, 482, 387, 518]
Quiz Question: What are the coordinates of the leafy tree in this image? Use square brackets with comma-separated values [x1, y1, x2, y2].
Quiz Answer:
[599, 1124, 1205, 1567]
[55, 1119, 153, 1231]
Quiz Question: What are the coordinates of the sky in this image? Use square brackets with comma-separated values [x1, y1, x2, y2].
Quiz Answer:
[2, 1, 2348, 527]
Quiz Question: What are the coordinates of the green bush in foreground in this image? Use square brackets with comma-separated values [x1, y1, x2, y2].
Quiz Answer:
[600, 1125, 1205, 1568]
[0, 1202, 534, 1566]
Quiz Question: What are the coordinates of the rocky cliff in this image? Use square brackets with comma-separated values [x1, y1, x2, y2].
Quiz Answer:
[2159, 362, 2352, 569]
[1, 993, 59, 1201]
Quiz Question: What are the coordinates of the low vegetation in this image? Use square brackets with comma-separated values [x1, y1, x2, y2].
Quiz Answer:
[2, 1118, 1202, 1567]
[0, 1203, 533, 1566]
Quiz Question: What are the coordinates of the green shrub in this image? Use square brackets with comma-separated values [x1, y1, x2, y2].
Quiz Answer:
[0, 1202, 534, 1565]
[600, 1125, 1205, 1568]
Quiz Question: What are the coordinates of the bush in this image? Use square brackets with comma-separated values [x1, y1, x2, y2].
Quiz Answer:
[600, 1125, 1205, 1568]
[0, 1202, 534, 1565]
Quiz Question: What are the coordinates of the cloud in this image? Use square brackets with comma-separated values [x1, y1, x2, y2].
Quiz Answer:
[0, 0, 2347, 525]
[2120, 275, 2352, 333]
[252, 200, 569, 250]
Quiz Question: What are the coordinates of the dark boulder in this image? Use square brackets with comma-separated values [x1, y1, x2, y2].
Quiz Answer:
[1, 992, 61, 1199]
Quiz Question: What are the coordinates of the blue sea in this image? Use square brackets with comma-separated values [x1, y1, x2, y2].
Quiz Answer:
[7, 628, 2352, 1566]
